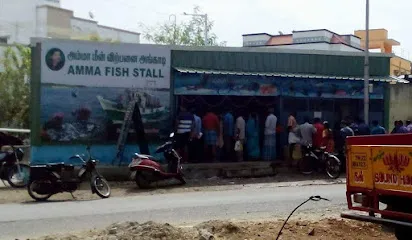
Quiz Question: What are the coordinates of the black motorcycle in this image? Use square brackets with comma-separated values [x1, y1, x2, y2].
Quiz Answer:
[298, 144, 342, 179]
[0, 146, 30, 188]
[27, 145, 111, 201]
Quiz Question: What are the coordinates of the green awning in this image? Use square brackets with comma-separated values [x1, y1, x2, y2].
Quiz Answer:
[174, 67, 409, 84]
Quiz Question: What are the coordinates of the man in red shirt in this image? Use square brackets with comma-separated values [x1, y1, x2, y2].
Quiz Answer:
[202, 110, 220, 162]
[313, 118, 324, 149]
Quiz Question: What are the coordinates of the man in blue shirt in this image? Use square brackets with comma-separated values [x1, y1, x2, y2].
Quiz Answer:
[406, 120, 412, 133]
[391, 120, 408, 134]
[336, 120, 354, 153]
[357, 118, 370, 135]
[396, 120, 409, 134]
[223, 110, 234, 161]
[371, 120, 386, 135]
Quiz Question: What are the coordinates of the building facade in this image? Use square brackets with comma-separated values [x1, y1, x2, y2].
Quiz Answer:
[172, 47, 395, 128]
[30, 39, 408, 165]
[355, 29, 411, 76]
[172, 47, 407, 161]
[243, 28, 411, 76]
[0, 0, 140, 44]
[242, 29, 363, 52]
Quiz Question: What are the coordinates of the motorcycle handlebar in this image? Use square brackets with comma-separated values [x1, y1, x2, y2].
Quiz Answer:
[69, 155, 87, 164]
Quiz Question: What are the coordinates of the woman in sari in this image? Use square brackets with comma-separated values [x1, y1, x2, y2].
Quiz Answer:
[322, 121, 335, 153]
[246, 112, 260, 160]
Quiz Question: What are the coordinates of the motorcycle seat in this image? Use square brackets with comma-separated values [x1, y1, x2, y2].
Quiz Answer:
[63, 164, 75, 171]
[313, 146, 326, 152]
[46, 162, 65, 168]
[135, 153, 159, 161]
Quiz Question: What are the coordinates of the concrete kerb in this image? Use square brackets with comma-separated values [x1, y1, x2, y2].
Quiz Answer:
[98, 161, 280, 181]
[97, 161, 326, 181]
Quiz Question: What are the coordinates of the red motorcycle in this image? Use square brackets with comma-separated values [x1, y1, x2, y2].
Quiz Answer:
[128, 133, 186, 189]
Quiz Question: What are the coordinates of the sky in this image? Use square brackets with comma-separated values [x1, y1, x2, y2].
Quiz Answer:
[61, 0, 411, 59]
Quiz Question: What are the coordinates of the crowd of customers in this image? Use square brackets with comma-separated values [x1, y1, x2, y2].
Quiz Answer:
[175, 104, 412, 163]
[288, 115, 412, 161]
[175, 105, 281, 163]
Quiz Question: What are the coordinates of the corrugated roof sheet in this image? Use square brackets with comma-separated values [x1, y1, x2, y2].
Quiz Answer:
[174, 67, 409, 83]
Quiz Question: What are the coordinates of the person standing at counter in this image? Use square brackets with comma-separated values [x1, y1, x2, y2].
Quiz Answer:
[263, 108, 277, 161]
[203, 110, 220, 162]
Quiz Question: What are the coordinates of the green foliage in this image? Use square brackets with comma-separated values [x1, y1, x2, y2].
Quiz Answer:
[372, 151, 384, 162]
[0, 45, 31, 128]
[140, 6, 226, 46]
[89, 34, 101, 41]
[88, 34, 120, 43]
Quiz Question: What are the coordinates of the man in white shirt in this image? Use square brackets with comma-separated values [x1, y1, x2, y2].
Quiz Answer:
[263, 108, 277, 161]
[189, 108, 202, 162]
[235, 111, 246, 161]
[288, 126, 300, 163]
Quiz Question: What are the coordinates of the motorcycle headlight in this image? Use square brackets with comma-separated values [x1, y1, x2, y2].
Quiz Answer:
[131, 158, 142, 165]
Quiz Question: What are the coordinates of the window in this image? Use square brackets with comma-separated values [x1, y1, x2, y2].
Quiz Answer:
[0, 37, 8, 44]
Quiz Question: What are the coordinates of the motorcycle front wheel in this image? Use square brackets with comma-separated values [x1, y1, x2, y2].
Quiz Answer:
[7, 164, 30, 188]
[325, 155, 341, 179]
[27, 180, 53, 201]
[135, 172, 152, 189]
[92, 176, 111, 198]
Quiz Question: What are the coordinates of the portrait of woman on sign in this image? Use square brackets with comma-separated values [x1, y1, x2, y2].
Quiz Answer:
[45, 48, 65, 71]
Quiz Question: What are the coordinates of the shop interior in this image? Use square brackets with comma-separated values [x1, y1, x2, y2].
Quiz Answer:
[176, 95, 385, 163]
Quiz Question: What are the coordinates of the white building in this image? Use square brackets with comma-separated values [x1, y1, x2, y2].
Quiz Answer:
[0, 0, 140, 44]
[242, 29, 363, 52]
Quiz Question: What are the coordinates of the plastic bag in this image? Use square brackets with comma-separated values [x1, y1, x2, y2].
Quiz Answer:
[234, 140, 243, 152]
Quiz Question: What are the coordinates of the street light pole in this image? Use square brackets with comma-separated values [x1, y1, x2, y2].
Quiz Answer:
[364, 0, 370, 124]
[204, 14, 208, 45]
[183, 12, 208, 45]
[169, 14, 177, 45]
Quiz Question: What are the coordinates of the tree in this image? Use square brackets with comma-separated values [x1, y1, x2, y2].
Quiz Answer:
[140, 6, 226, 46]
[0, 45, 31, 128]
[89, 34, 101, 41]
[73, 34, 120, 43]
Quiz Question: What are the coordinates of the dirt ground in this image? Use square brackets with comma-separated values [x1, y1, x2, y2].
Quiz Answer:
[31, 218, 394, 240]
[0, 175, 344, 204]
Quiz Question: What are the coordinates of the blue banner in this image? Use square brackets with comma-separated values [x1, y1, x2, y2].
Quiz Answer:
[173, 72, 385, 99]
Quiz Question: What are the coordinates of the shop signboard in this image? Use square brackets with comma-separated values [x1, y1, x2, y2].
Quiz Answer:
[173, 72, 385, 99]
[347, 145, 412, 191]
[371, 145, 412, 192]
[347, 145, 374, 189]
[31, 39, 171, 165]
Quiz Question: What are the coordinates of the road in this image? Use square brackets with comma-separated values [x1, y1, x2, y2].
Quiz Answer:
[0, 183, 347, 239]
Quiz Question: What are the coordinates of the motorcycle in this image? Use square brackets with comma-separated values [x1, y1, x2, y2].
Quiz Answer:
[129, 132, 186, 189]
[27, 145, 111, 201]
[0, 146, 30, 188]
[298, 144, 342, 179]
[335, 148, 346, 172]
